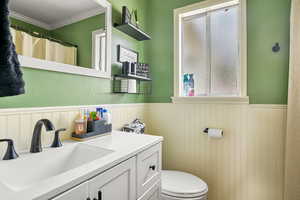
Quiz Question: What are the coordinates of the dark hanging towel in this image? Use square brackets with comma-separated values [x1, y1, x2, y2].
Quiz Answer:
[0, 0, 25, 97]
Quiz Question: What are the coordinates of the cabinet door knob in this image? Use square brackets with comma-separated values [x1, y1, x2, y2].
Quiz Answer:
[149, 165, 156, 171]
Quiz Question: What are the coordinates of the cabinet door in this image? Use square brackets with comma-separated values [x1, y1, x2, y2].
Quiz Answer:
[88, 157, 136, 200]
[137, 143, 162, 198]
[138, 181, 161, 200]
[51, 182, 89, 200]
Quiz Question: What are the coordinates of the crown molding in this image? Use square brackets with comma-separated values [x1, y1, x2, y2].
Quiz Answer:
[10, 8, 104, 30]
[10, 11, 51, 30]
[50, 7, 105, 30]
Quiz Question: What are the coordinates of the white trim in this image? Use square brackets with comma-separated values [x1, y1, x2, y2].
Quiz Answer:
[173, 0, 247, 98]
[104, 1, 112, 79]
[0, 103, 146, 115]
[92, 29, 106, 71]
[10, 11, 52, 30]
[0, 103, 287, 115]
[171, 96, 249, 104]
[10, 7, 105, 30]
[249, 104, 288, 109]
[15, 0, 112, 79]
[51, 8, 105, 30]
[19, 55, 111, 79]
[240, 0, 247, 97]
[147, 102, 287, 109]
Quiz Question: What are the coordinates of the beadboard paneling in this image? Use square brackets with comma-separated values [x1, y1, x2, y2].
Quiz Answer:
[0, 104, 145, 156]
[0, 103, 287, 200]
[145, 103, 287, 200]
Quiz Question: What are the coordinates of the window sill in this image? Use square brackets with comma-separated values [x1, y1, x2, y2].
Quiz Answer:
[171, 96, 249, 104]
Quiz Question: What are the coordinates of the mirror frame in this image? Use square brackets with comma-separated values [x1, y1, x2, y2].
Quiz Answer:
[17, 0, 112, 79]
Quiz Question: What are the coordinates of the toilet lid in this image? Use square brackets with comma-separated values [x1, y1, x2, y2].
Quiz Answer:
[161, 170, 208, 198]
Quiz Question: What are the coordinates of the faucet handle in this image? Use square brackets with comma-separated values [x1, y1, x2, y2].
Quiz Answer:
[0, 139, 19, 160]
[51, 128, 66, 148]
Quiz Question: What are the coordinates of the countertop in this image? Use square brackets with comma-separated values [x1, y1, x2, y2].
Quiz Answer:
[0, 131, 163, 200]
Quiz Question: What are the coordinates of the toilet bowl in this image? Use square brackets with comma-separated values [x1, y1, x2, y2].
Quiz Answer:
[161, 170, 208, 200]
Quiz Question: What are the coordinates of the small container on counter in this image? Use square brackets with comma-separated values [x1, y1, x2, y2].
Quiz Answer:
[74, 119, 86, 135]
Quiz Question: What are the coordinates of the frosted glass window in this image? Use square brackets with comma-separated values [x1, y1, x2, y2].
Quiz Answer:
[210, 7, 239, 96]
[181, 5, 240, 97]
[182, 14, 209, 96]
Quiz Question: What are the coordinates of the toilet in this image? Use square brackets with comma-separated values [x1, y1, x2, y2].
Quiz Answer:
[161, 170, 208, 200]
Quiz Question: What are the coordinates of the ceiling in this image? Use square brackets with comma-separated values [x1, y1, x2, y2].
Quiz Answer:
[9, 0, 105, 30]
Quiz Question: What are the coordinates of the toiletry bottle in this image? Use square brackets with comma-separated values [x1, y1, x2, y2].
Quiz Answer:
[96, 107, 101, 120]
[188, 74, 195, 96]
[99, 108, 104, 119]
[183, 74, 190, 96]
[84, 109, 89, 121]
[103, 109, 112, 124]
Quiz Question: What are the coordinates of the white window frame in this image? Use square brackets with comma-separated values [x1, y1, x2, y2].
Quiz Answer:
[173, 0, 248, 104]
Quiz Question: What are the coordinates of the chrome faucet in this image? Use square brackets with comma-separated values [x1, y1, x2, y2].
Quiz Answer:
[30, 119, 55, 153]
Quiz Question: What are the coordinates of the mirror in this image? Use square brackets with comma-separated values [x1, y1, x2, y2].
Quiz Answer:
[8, 0, 112, 78]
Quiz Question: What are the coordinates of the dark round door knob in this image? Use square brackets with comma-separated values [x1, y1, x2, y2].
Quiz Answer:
[149, 165, 156, 170]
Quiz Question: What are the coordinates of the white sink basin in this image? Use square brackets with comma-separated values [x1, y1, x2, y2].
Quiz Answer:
[0, 143, 113, 191]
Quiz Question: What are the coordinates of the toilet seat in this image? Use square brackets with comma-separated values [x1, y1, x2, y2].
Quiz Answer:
[161, 170, 208, 199]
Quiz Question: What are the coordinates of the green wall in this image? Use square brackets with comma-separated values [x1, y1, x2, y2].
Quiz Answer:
[144, 0, 291, 104]
[0, 0, 148, 108]
[1, 0, 292, 108]
[52, 14, 105, 68]
[247, 0, 290, 104]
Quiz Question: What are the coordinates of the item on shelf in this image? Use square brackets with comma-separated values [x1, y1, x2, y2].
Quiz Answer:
[127, 79, 137, 93]
[115, 7, 151, 41]
[183, 73, 195, 96]
[74, 109, 87, 135]
[122, 6, 132, 24]
[72, 107, 112, 140]
[102, 109, 112, 124]
[188, 74, 195, 96]
[122, 62, 138, 76]
[121, 79, 129, 93]
[131, 9, 139, 28]
[122, 119, 145, 134]
[119, 79, 137, 93]
[87, 119, 108, 133]
[74, 119, 86, 135]
[136, 63, 150, 78]
[118, 45, 139, 63]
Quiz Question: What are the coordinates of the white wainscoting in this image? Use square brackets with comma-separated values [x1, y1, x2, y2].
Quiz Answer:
[145, 103, 287, 200]
[0, 104, 145, 155]
[0, 103, 288, 200]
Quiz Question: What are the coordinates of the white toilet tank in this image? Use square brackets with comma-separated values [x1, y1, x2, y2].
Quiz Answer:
[161, 170, 208, 200]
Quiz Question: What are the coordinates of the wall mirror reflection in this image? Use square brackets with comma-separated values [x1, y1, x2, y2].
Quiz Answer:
[9, 0, 112, 78]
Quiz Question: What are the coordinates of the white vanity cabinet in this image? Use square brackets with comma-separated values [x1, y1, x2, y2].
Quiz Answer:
[50, 142, 162, 200]
[88, 157, 136, 200]
[52, 182, 89, 200]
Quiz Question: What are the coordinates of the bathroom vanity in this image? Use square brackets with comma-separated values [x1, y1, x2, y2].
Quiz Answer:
[0, 131, 163, 200]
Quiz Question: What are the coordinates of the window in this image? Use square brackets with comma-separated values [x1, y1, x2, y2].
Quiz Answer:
[174, 0, 247, 102]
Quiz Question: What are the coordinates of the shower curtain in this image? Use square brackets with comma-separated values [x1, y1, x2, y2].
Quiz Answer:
[285, 0, 300, 199]
[11, 28, 77, 66]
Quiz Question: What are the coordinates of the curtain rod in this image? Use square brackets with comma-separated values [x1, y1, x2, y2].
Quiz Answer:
[10, 25, 78, 48]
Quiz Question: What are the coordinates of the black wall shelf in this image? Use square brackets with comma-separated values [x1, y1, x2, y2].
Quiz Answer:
[114, 74, 152, 81]
[113, 74, 152, 94]
[114, 23, 151, 41]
